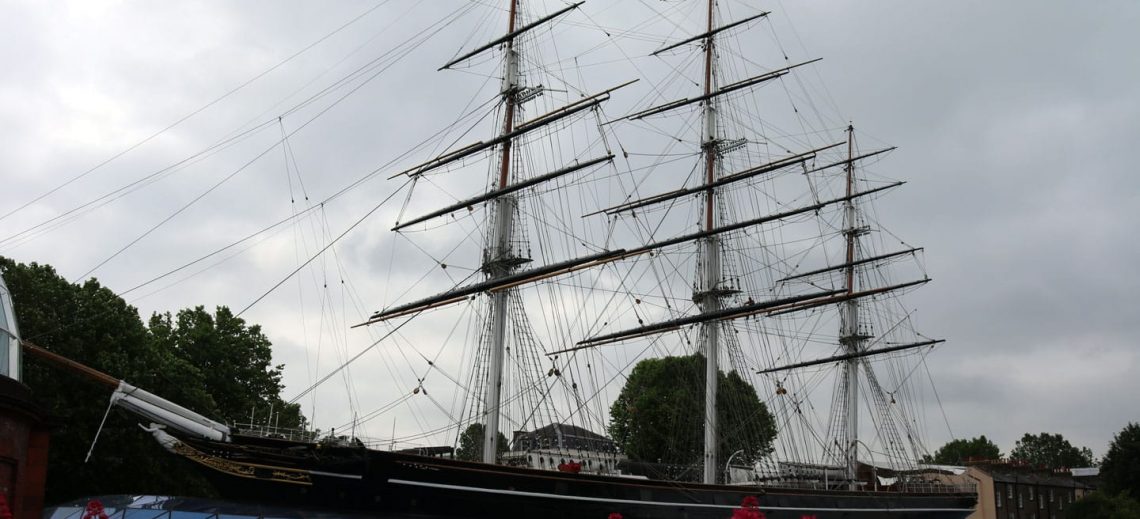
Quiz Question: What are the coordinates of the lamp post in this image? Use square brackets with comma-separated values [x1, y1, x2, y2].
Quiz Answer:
[855, 440, 878, 491]
[724, 449, 745, 484]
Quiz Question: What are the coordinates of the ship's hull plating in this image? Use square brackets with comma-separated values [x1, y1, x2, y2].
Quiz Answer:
[175, 436, 975, 519]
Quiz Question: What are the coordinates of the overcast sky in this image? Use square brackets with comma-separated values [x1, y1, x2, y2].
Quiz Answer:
[1, 0, 1137, 462]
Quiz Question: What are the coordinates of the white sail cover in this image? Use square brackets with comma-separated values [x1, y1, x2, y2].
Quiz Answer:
[112, 381, 231, 442]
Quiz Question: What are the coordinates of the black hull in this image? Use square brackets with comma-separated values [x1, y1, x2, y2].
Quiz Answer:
[175, 436, 975, 519]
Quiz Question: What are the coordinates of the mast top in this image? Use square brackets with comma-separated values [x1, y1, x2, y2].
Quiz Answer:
[651, 11, 770, 56]
[439, 2, 584, 70]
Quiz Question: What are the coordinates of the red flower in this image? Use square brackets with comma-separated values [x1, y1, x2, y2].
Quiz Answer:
[0, 494, 13, 519]
[608, 513, 623, 519]
[82, 500, 109, 519]
[732, 495, 765, 519]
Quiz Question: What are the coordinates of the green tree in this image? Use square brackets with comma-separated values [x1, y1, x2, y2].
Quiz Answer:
[148, 306, 303, 428]
[456, 423, 509, 461]
[922, 435, 1002, 464]
[608, 355, 776, 470]
[0, 257, 305, 502]
[1101, 422, 1140, 499]
[1010, 432, 1095, 469]
[1067, 491, 1140, 519]
[0, 257, 215, 502]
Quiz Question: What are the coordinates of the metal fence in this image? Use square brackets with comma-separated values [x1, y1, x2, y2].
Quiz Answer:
[230, 422, 319, 443]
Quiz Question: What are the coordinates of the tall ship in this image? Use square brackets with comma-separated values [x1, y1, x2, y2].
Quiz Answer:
[21, 1, 976, 517]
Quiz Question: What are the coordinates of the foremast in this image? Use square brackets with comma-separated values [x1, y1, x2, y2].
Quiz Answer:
[482, 0, 522, 464]
[363, 0, 624, 466]
[696, 0, 723, 485]
[839, 124, 866, 489]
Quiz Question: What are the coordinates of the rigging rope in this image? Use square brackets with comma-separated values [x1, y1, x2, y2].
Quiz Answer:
[0, 1, 394, 226]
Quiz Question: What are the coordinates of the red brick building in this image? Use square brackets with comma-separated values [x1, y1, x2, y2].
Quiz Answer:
[1, 273, 50, 519]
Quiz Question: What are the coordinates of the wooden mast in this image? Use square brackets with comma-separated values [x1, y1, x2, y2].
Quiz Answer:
[482, 0, 521, 464]
[841, 123, 862, 489]
[699, 0, 721, 485]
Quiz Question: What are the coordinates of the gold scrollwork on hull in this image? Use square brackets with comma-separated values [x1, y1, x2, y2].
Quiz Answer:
[272, 469, 313, 484]
[172, 441, 313, 486]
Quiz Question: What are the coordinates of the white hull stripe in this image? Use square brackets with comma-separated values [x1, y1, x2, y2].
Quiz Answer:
[387, 479, 974, 513]
[310, 470, 364, 480]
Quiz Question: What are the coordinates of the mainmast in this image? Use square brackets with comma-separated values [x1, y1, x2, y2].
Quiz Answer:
[482, 0, 522, 464]
[697, 0, 721, 485]
[840, 124, 865, 488]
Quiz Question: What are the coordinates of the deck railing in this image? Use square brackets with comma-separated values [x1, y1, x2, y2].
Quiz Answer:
[231, 422, 319, 443]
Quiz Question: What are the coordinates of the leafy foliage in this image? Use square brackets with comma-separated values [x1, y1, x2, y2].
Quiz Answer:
[608, 354, 776, 469]
[148, 307, 303, 428]
[1066, 491, 1140, 519]
[455, 423, 508, 461]
[0, 257, 303, 503]
[1101, 422, 1140, 499]
[1, 258, 214, 502]
[922, 435, 1002, 464]
[1009, 432, 1095, 469]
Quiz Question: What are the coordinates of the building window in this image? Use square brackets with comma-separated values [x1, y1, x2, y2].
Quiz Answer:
[1008, 485, 1015, 499]
[1019, 492, 1024, 508]
[996, 487, 1003, 508]
[1009, 513, 1015, 519]
[1040, 497, 1045, 510]
[1049, 489, 1054, 502]
[1029, 486, 1035, 501]
[0, 275, 21, 381]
